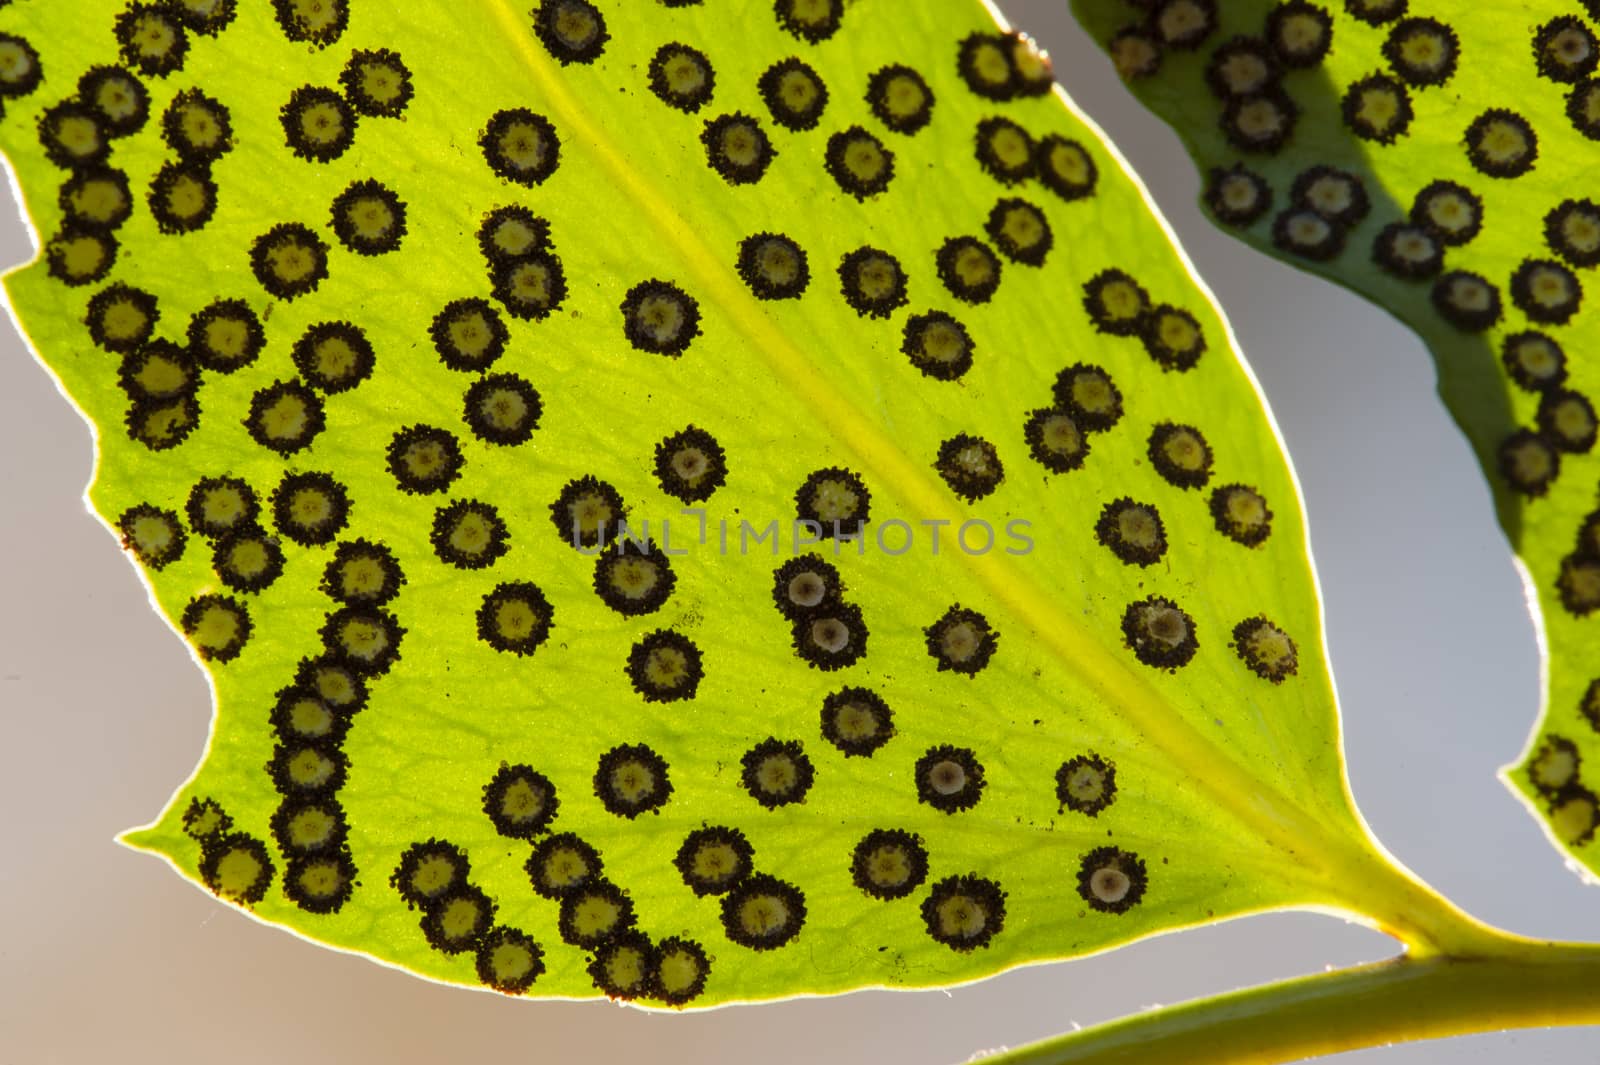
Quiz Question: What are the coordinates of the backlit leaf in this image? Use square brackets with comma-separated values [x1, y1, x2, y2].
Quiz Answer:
[1070, 0, 1600, 876]
[1, 0, 1430, 1006]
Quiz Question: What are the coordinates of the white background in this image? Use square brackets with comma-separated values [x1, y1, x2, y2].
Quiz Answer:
[2, 2, 1597, 1062]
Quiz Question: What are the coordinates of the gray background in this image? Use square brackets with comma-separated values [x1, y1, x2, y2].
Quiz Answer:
[3, 2, 1597, 1062]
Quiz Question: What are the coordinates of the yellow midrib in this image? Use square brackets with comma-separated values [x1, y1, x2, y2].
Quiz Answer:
[483, 1, 1392, 907]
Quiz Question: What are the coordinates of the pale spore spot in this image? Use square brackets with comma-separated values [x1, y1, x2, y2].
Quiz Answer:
[1539, 390, 1597, 454]
[199, 833, 274, 905]
[0, 32, 43, 99]
[476, 927, 545, 995]
[850, 828, 929, 900]
[986, 197, 1052, 265]
[321, 539, 404, 607]
[392, 839, 470, 910]
[271, 471, 349, 546]
[1036, 134, 1098, 201]
[1148, 422, 1214, 488]
[791, 602, 868, 671]
[422, 885, 495, 954]
[626, 630, 703, 702]
[1511, 259, 1583, 325]
[272, 0, 347, 46]
[1529, 737, 1581, 796]
[588, 930, 658, 1000]
[558, 880, 636, 948]
[924, 605, 997, 676]
[1222, 88, 1298, 152]
[1152, 0, 1219, 50]
[1272, 207, 1344, 261]
[533, 0, 609, 64]
[147, 162, 217, 235]
[654, 938, 711, 1006]
[1025, 407, 1090, 473]
[476, 581, 554, 656]
[1205, 164, 1273, 226]
[244, 379, 324, 454]
[757, 57, 828, 131]
[653, 425, 727, 502]
[974, 116, 1036, 185]
[182, 796, 232, 842]
[188, 299, 264, 372]
[1053, 363, 1123, 432]
[182, 593, 251, 661]
[61, 167, 134, 232]
[118, 503, 186, 570]
[737, 232, 809, 300]
[720, 873, 806, 950]
[115, 3, 190, 77]
[820, 686, 894, 756]
[388, 425, 465, 495]
[1095, 498, 1167, 566]
[1533, 16, 1598, 83]
[902, 311, 975, 380]
[292, 321, 374, 394]
[492, 255, 562, 322]
[341, 48, 413, 117]
[482, 764, 558, 839]
[934, 433, 1004, 502]
[773, 0, 843, 44]
[921, 874, 1005, 951]
[1232, 616, 1300, 682]
[431, 298, 509, 372]
[1383, 16, 1459, 86]
[740, 738, 815, 808]
[1204, 36, 1280, 99]
[921, 741, 979, 809]
[866, 64, 934, 134]
[1122, 596, 1198, 670]
[1056, 754, 1117, 816]
[935, 237, 1002, 305]
[674, 826, 753, 896]
[550, 475, 626, 549]
[794, 466, 870, 539]
[250, 223, 329, 300]
[38, 101, 110, 171]
[1557, 554, 1600, 616]
[1210, 483, 1274, 546]
[1464, 109, 1538, 178]
[650, 43, 715, 113]
[702, 112, 776, 185]
[621, 279, 701, 355]
[1544, 198, 1600, 268]
[331, 179, 407, 256]
[1498, 429, 1560, 497]
[527, 833, 603, 899]
[1372, 222, 1443, 280]
[1501, 332, 1567, 393]
[1077, 846, 1148, 913]
[825, 126, 895, 200]
[430, 499, 509, 569]
[1430, 269, 1502, 332]
[481, 108, 560, 186]
[162, 88, 230, 162]
[771, 555, 843, 621]
[79, 65, 150, 138]
[282, 852, 355, 914]
[281, 85, 355, 163]
[593, 539, 677, 616]
[212, 528, 285, 593]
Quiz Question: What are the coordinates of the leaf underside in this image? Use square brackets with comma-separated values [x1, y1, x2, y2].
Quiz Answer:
[1, 0, 1385, 1006]
[1068, 0, 1600, 878]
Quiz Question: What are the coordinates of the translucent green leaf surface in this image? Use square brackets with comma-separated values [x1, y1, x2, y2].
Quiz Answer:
[1070, 0, 1600, 878]
[1, 0, 1432, 1006]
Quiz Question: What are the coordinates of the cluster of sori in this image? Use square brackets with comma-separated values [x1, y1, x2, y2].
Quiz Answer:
[1106, 2, 1598, 509]
[1526, 719, 1599, 847]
